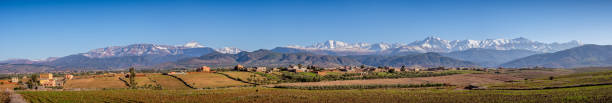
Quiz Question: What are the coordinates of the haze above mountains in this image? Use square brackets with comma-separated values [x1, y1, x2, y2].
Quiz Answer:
[3, 36, 611, 73]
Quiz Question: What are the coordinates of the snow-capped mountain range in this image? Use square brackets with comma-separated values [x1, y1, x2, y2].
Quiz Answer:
[285, 36, 583, 53]
[82, 42, 242, 58]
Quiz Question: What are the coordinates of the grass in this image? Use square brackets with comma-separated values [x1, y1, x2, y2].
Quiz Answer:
[19, 85, 612, 103]
[487, 70, 612, 89]
[174, 72, 249, 88]
[64, 77, 127, 89]
[147, 74, 191, 90]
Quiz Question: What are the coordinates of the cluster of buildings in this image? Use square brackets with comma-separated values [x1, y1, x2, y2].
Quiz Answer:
[231, 64, 488, 76]
[37, 73, 74, 87]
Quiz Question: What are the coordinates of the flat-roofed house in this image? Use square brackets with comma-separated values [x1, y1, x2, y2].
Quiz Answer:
[11, 77, 18, 83]
[256, 67, 267, 73]
[198, 66, 211, 72]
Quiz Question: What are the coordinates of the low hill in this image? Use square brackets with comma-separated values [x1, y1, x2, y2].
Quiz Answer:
[501, 44, 612, 68]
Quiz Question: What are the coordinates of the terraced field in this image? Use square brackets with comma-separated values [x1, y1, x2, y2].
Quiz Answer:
[64, 77, 127, 89]
[174, 72, 249, 88]
[19, 85, 612, 103]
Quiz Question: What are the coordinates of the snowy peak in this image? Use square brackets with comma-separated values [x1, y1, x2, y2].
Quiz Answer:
[290, 40, 401, 51]
[215, 47, 244, 54]
[404, 36, 582, 52]
[82, 42, 212, 58]
[285, 36, 583, 54]
[308, 40, 364, 49]
[183, 41, 205, 48]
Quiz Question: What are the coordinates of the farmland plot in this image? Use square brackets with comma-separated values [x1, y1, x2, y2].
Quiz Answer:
[64, 77, 127, 89]
[19, 85, 612, 103]
[174, 72, 249, 88]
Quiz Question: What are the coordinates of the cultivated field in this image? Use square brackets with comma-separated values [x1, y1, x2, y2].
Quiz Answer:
[271, 73, 521, 87]
[488, 70, 612, 89]
[501, 69, 574, 79]
[18, 85, 612, 103]
[134, 77, 157, 87]
[64, 77, 127, 89]
[220, 71, 266, 84]
[174, 72, 249, 88]
[147, 74, 191, 90]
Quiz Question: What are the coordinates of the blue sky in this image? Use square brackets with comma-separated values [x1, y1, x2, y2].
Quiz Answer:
[1, 0, 611, 60]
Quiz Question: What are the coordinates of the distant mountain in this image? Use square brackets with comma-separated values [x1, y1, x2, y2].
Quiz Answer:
[172, 50, 362, 68]
[442, 48, 541, 67]
[500, 45, 612, 68]
[41, 42, 217, 70]
[271, 47, 381, 56]
[279, 36, 582, 55]
[0, 59, 37, 64]
[346, 53, 479, 67]
[82, 42, 210, 58]
[0, 63, 55, 73]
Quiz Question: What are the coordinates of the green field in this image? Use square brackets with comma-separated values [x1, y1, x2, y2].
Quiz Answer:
[19, 85, 612, 103]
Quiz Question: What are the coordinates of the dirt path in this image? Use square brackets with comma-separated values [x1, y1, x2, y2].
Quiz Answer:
[270, 74, 521, 87]
[4, 89, 26, 103]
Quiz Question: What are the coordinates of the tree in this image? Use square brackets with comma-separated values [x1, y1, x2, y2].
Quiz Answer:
[27, 74, 39, 89]
[360, 65, 366, 69]
[129, 67, 137, 89]
[549, 76, 554, 80]
[401, 65, 406, 71]
[297, 64, 303, 68]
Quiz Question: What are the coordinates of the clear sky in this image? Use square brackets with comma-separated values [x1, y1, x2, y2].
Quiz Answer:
[1, 0, 611, 60]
